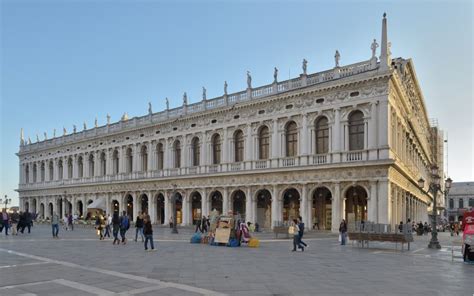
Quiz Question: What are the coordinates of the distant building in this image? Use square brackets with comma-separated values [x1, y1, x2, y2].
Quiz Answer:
[446, 182, 474, 222]
[17, 15, 444, 232]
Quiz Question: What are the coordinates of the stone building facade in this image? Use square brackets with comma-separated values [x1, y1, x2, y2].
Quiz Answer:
[17, 15, 442, 232]
[446, 182, 474, 222]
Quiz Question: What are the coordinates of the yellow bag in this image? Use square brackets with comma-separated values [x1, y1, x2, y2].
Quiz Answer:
[288, 226, 295, 235]
[248, 238, 260, 248]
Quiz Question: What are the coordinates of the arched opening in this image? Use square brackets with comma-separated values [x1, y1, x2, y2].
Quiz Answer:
[67, 157, 73, 179]
[315, 117, 329, 154]
[345, 186, 368, 222]
[348, 111, 364, 151]
[25, 164, 30, 183]
[190, 192, 202, 225]
[125, 194, 134, 220]
[112, 150, 119, 174]
[258, 126, 270, 160]
[141, 145, 148, 172]
[283, 188, 300, 222]
[77, 200, 83, 217]
[88, 153, 95, 177]
[156, 194, 165, 224]
[234, 130, 244, 162]
[285, 121, 298, 157]
[24, 201, 29, 212]
[100, 152, 106, 176]
[40, 162, 45, 181]
[48, 161, 54, 181]
[112, 199, 120, 214]
[140, 194, 148, 214]
[57, 198, 63, 218]
[191, 137, 200, 167]
[58, 160, 63, 180]
[174, 140, 181, 168]
[78, 156, 84, 178]
[48, 202, 53, 217]
[256, 189, 272, 229]
[211, 134, 221, 164]
[126, 148, 133, 173]
[31, 199, 37, 214]
[67, 201, 72, 215]
[312, 187, 332, 230]
[156, 143, 164, 170]
[210, 191, 223, 214]
[174, 193, 183, 224]
[232, 190, 246, 219]
[40, 203, 45, 219]
[33, 164, 37, 182]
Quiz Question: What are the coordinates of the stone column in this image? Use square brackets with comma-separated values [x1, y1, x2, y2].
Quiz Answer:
[120, 147, 126, 173]
[300, 114, 308, 162]
[246, 187, 252, 223]
[223, 187, 229, 215]
[271, 185, 279, 227]
[331, 182, 341, 233]
[62, 157, 68, 179]
[148, 191, 156, 223]
[333, 108, 341, 162]
[132, 145, 139, 172]
[378, 180, 390, 224]
[368, 102, 377, 149]
[148, 143, 155, 171]
[181, 192, 188, 226]
[368, 181, 378, 222]
[164, 192, 170, 225]
[300, 184, 308, 227]
[201, 188, 208, 217]
[392, 186, 398, 228]
[245, 124, 253, 169]
[378, 99, 390, 159]
[271, 119, 279, 167]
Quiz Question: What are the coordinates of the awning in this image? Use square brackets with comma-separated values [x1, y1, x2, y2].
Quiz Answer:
[87, 198, 106, 210]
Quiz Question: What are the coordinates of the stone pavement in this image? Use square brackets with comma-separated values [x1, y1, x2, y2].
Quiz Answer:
[0, 225, 472, 296]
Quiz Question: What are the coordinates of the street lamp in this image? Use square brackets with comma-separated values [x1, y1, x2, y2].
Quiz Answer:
[417, 165, 453, 249]
[0, 195, 12, 210]
[171, 184, 178, 234]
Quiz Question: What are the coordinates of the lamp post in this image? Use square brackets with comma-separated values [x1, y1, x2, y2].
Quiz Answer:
[417, 165, 452, 249]
[171, 184, 178, 234]
[0, 195, 12, 211]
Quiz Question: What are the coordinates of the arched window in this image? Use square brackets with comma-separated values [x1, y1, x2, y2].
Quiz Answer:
[258, 126, 269, 160]
[141, 145, 148, 172]
[126, 148, 133, 173]
[40, 162, 45, 182]
[33, 164, 37, 182]
[112, 150, 119, 174]
[285, 121, 298, 157]
[49, 161, 54, 181]
[449, 198, 454, 209]
[89, 154, 95, 177]
[174, 140, 181, 168]
[348, 111, 364, 151]
[459, 199, 464, 209]
[469, 198, 474, 207]
[192, 137, 200, 166]
[25, 165, 30, 183]
[100, 152, 106, 176]
[67, 157, 73, 179]
[234, 130, 244, 162]
[156, 143, 164, 170]
[212, 134, 221, 164]
[78, 156, 84, 178]
[58, 160, 63, 180]
[315, 117, 329, 154]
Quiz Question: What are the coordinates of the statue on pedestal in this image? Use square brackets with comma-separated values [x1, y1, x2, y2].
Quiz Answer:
[53, 129, 56, 138]
[371, 39, 379, 59]
[63, 127, 67, 136]
[148, 102, 152, 115]
[247, 71, 252, 89]
[202, 87, 207, 101]
[106, 114, 111, 125]
[83, 122, 87, 130]
[224, 81, 228, 95]
[28, 137, 31, 144]
[43, 132, 47, 140]
[302, 59, 308, 75]
[335, 50, 341, 68]
[183, 92, 188, 105]
[36, 134, 39, 142]
[95, 117, 98, 128]
[73, 125, 77, 133]
[165, 97, 169, 110]
[273, 67, 278, 83]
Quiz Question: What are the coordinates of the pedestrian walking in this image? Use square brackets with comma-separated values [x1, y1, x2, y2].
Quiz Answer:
[398, 221, 404, 233]
[339, 219, 347, 245]
[290, 219, 304, 252]
[298, 216, 308, 249]
[134, 212, 144, 242]
[1, 209, 9, 235]
[169, 216, 173, 229]
[21, 211, 32, 234]
[68, 213, 74, 231]
[112, 212, 120, 245]
[10, 209, 19, 235]
[119, 211, 130, 244]
[143, 215, 155, 251]
[104, 213, 111, 238]
[51, 212, 59, 238]
[195, 216, 202, 233]
[201, 216, 208, 233]
[95, 212, 105, 240]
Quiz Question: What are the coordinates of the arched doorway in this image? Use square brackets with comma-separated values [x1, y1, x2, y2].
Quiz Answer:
[86, 199, 93, 220]
[190, 192, 202, 225]
[210, 191, 223, 215]
[174, 193, 183, 224]
[232, 190, 246, 219]
[48, 202, 53, 217]
[25, 201, 29, 212]
[112, 200, 120, 214]
[140, 194, 148, 215]
[40, 203, 45, 219]
[345, 186, 368, 222]
[312, 187, 332, 230]
[283, 188, 300, 222]
[125, 194, 134, 220]
[67, 201, 72, 215]
[256, 189, 272, 229]
[156, 194, 165, 224]
[31, 199, 37, 214]
[57, 198, 63, 218]
[77, 200, 83, 217]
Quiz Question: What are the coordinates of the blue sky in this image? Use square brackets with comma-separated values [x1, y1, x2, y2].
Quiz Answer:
[1, 0, 473, 206]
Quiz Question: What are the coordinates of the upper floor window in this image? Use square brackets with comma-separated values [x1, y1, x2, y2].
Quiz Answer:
[141, 145, 148, 172]
[156, 143, 164, 170]
[67, 157, 73, 179]
[258, 126, 269, 160]
[459, 198, 464, 209]
[174, 140, 181, 168]
[126, 148, 133, 173]
[113, 150, 119, 174]
[78, 156, 84, 178]
[449, 198, 454, 209]
[470, 198, 474, 208]
[212, 134, 221, 164]
[315, 117, 329, 154]
[100, 152, 106, 176]
[40, 162, 45, 182]
[48, 161, 54, 181]
[25, 165, 30, 183]
[58, 160, 63, 180]
[192, 137, 200, 166]
[234, 130, 244, 162]
[348, 111, 364, 151]
[33, 164, 37, 182]
[285, 121, 298, 157]
[89, 154, 95, 177]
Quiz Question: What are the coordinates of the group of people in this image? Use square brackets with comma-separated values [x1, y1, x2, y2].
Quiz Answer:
[290, 216, 309, 251]
[0, 208, 34, 236]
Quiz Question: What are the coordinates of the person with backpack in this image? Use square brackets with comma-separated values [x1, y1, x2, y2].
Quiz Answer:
[112, 212, 120, 245]
[298, 216, 308, 249]
[119, 211, 130, 244]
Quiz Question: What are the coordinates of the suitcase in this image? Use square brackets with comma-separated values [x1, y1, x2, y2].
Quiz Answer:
[248, 237, 260, 248]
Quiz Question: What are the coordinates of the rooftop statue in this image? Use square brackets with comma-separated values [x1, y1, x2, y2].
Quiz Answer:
[302, 59, 308, 75]
[224, 81, 228, 95]
[36, 134, 39, 142]
[202, 87, 207, 100]
[106, 114, 111, 125]
[43, 132, 47, 140]
[273, 67, 278, 83]
[148, 102, 152, 115]
[371, 39, 379, 59]
[335, 50, 340, 68]
[53, 129, 56, 138]
[121, 113, 129, 121]
[83, 122, 87, 130]
[73, 125, 77, 133]
[63, 127, 67, 136]
[183, 92, 188, 105]
[247, 71, 252, 88]
[28, 137, 31, 145]
[95, 117, 98, 128]
[166, 97, 169, 110]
